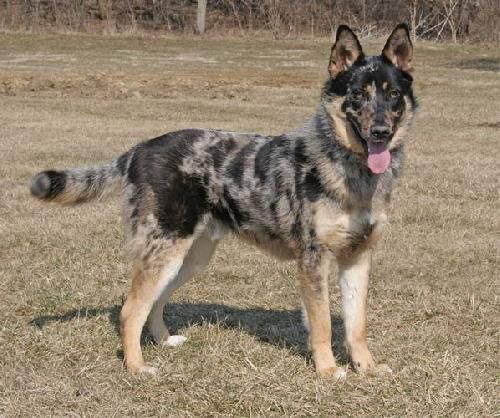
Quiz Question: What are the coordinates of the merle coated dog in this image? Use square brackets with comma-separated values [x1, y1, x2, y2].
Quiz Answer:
[30, 24, 417, 378]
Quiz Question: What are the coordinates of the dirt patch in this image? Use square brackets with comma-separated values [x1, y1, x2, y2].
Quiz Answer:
[0, 69, 316, 100]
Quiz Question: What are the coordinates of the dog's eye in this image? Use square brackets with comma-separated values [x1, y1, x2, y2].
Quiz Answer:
[352, 89, 364, 99]
[389, 89, 401, 98]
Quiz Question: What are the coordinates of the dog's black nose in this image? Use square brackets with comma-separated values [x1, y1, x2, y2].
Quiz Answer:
[370, 126, 391, 140]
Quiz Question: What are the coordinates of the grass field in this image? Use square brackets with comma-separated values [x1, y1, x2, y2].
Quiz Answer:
[0, 33, 498, 416]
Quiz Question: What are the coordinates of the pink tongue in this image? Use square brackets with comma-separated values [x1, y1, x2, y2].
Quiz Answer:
[367, 142, 391, 174]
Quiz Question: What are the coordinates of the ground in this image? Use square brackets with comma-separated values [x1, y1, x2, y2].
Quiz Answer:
[0, 33, 498, 417]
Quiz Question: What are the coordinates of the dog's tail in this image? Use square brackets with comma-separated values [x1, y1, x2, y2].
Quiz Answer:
[30, 152, 130, 205]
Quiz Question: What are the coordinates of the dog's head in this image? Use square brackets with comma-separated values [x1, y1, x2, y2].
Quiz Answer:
[323, 24, 417, 174]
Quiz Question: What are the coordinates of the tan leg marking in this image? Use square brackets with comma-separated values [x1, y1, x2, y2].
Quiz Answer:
[120, 238, 193, 375]
[299, 254, 345, 379]
[338, 249, 376, 374]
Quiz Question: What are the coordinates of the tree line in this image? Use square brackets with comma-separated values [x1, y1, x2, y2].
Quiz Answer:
[0, 0, 497, 43]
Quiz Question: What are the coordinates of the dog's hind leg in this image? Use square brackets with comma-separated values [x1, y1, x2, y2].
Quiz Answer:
[299, 250, 346, 380]
[147, 230, 220, 346]
[120, 237, 194, 375]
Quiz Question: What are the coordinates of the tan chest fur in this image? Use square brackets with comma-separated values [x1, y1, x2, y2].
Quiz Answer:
[313, 200, 387, 256]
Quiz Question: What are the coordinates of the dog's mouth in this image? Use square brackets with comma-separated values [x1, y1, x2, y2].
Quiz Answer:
[349, 119, 392, 174]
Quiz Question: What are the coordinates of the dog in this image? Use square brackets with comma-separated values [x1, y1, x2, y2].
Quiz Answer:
[30, 23, 417, 378]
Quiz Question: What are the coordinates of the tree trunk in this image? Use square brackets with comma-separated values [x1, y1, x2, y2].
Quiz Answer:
[24, 0, 32, 30]
[197, 0, 207, 34]
[79, 0, 86, 31]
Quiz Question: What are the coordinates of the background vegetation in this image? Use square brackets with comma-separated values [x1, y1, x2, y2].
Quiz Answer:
[1, 0, 499, 42]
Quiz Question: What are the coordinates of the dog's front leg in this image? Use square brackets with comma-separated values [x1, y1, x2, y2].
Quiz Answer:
[337, 249, 377, 374]
[299, 251, 345, 379]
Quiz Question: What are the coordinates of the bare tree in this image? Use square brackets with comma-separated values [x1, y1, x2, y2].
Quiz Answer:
[197, 0, 207, 34]
[79, 0, 86, 31]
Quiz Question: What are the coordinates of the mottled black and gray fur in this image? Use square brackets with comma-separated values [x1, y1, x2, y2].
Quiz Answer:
[30, 24, 417, 377]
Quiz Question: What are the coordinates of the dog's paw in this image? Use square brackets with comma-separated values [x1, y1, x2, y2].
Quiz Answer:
[161, 335, 187, 347]
[351, 350, 376, 374]
[139, 365, 159, 375]
[332, 366, 348, 380]
[352, 359, 392, 376]
[128, 364, 158, 376]
[352, 361, 374, 374]
[317, 366, 347, 380]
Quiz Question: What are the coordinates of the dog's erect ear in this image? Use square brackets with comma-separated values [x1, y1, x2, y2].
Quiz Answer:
[382, 23, 414, 72]
[328, 25, 364, 77]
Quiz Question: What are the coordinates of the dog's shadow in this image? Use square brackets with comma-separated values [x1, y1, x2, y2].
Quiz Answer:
[30, 302, 347, 362]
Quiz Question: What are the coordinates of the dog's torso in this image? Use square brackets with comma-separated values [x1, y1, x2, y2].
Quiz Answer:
[121, 109, 400, 262]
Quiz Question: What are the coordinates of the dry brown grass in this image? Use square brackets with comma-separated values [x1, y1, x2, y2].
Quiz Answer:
[0, 33, 498, 417]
